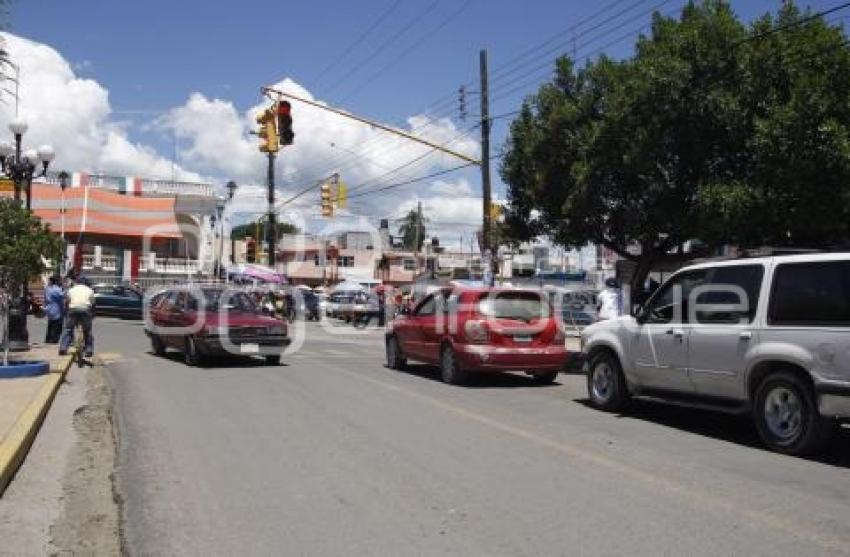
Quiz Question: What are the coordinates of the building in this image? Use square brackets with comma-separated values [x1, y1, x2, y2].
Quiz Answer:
[21, 172, 222, 284]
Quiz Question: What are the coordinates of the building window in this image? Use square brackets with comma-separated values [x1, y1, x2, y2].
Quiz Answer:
[339, 256, 355, 268]
[314, 254, 323, 266]
[403, 258, 417, 271]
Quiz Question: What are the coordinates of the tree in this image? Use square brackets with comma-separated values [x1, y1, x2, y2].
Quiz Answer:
[0, 199, 62, 289]
[500, 1, 850, 291]
[398, 209, 427, 251]
[230, 220, 298, 241]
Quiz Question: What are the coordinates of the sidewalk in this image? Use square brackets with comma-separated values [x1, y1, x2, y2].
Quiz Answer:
[0, 343, 74, 496]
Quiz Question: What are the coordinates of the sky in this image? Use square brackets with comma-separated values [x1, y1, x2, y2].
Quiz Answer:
[3, 0, 844, 245]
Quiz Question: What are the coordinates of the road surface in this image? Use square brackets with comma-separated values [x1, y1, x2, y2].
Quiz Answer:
[97, 317, 850, 556]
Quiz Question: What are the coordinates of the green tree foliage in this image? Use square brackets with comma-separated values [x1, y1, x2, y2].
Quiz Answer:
[398, 209, 427, 251]
[500, 1, 850, 289]
[0, 199, 62, 288]
[230, 220, 298, 241]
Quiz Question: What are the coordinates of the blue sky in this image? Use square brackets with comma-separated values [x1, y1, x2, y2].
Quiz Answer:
[13, 0, 839, 129]
[7, 0, 845, 233]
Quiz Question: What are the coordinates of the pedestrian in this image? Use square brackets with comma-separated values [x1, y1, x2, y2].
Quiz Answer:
[43, 275, 65, 344]
[59, 276, 95, 357]
[596, 277, 623, 321]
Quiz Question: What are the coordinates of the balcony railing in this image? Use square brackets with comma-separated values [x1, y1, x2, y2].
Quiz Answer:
[40, 171, 216, 198]
[139, 257, 202, 274]
[81, 254, 118, 271]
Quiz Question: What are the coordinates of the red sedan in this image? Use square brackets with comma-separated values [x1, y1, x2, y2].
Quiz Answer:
[145, 286, 290, 366]
[385, 287, 569, 384]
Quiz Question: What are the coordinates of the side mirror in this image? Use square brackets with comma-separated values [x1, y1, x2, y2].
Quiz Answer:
[634, 305, 648, 324]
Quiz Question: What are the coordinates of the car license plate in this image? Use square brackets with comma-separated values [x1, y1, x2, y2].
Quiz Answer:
[240, 343, 260, 354]
[514, 335, 532, 343]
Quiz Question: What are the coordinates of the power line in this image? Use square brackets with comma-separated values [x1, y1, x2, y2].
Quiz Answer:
[321, 0, 442, 97]
[344, 162, 476, 200]
[308, 0, 404, 89]
[340, 0, 475, 102]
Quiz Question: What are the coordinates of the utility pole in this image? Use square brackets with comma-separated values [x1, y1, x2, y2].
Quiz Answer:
[479, 48, 494, 286]
[267, 152, 277, 269]
[415, 200, 422, 273]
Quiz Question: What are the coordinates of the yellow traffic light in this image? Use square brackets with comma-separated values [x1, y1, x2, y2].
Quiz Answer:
[336, 179, 347, 209]
[320, 182, 333, 217]
[256, 108, 279, 153]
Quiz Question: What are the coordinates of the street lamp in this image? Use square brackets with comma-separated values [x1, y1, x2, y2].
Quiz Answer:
[0, 119, 56, 350]
[58, 170, 70, 275]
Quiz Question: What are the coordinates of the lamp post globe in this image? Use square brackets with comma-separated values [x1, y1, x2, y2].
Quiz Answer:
[8, 118, 27, 136]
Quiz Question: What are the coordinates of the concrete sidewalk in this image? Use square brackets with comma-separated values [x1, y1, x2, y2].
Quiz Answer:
[0, 344, 74, 496]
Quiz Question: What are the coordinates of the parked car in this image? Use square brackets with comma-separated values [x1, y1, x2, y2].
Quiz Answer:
[326, 290, 360, 319]
[93, 283, 143, 318]
[386, 287, 569, 384]
[144, 286, 290, 366]
[339, 291, 380, 325]
[581, 253, 850, 456]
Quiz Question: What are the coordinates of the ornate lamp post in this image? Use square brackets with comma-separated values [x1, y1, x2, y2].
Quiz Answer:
[226, 180, 237, 265]
[0, 118, 56, 350]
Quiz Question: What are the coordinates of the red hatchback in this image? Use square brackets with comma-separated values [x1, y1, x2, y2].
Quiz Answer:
[386, 287, 569, 384]
[145, 286, 290, 366]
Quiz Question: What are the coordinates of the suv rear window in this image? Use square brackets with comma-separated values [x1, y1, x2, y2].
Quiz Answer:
[768, 261, 850, 327]
[477, 291, 550, 322]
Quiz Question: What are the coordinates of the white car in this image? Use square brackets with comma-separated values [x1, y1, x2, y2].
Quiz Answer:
[581, 252, 850, 455]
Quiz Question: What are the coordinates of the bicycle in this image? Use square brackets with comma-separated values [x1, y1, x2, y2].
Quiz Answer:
[73, 323, 86, 368]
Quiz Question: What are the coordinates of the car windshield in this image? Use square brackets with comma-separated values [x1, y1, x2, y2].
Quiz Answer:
[200, 289, 259, 313]
[477, 292, 551, 322]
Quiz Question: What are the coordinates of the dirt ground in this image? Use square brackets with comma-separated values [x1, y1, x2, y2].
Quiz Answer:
[48, 363, 122, 555]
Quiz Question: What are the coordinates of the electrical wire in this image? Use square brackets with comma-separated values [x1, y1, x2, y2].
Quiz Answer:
[321, 0, 442, 97]
[308, 0, 404, 90]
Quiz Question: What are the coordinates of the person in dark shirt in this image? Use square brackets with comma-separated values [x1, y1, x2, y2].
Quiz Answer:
[43, 275, 65, 344]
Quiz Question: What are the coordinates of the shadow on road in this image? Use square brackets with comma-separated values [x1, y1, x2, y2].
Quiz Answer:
[149, 351, 288, 369]
[575, 398, 850, 467]
[395, 363, 561, 389]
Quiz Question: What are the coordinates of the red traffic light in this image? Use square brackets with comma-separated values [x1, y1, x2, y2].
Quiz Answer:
[277, 101, 291, 116]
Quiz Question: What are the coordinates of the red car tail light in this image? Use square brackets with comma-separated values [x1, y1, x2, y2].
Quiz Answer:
[551, 327, 566, 346]
[464, 320, 489, 344]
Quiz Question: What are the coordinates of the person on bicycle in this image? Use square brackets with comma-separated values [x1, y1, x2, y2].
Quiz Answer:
[58, 276, 95, 357]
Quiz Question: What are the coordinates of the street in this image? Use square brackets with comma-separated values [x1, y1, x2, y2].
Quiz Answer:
[96, 317, 850, 556]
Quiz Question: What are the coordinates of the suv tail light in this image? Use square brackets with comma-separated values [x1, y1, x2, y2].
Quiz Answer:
[464, 320, 489, 344]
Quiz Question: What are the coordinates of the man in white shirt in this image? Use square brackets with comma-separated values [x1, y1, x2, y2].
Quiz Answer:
[59, 276, 95, 357]
[597, 277, 623, 321]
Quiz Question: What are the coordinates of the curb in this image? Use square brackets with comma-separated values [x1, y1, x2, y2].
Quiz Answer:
[0, 351, 76, 497]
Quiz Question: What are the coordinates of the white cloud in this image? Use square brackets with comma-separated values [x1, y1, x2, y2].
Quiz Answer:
[0, 32, 201, 181]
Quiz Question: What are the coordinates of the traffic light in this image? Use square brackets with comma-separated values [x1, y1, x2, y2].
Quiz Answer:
[320, 181, 333, 217]
[336, 179, 347, 209]
[489, 202, 503, 221]
[277, 101, 294, 146]
[256, 108, 279, 153]
[246, 238, 256, 263]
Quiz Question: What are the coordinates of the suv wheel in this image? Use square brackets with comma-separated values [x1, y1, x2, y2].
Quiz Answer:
[386, 335, 407, 371]
[440, 345, 468, 385]
[265, 354, 281, 365]
[753, 371, 834, 455]
[150, 334, 166, 356]
[184, 336, 202, 367]
[587, 351, 629, 412]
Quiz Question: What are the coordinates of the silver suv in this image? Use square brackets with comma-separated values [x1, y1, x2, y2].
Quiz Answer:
[581, 253, 850, 455]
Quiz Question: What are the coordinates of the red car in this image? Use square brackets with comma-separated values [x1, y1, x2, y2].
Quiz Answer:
[145, 286, 290, 366]
[385, 287, 569, 384]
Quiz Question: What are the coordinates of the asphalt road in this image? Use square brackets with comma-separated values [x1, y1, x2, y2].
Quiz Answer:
[96, 317, 850, 556]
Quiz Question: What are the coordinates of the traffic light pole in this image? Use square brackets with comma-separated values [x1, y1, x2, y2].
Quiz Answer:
[479, 49, 494, 286]
[267, 152, 277, 269]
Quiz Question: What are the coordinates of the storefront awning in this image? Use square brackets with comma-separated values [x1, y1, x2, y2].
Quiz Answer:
[26, 182, 183, 239]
